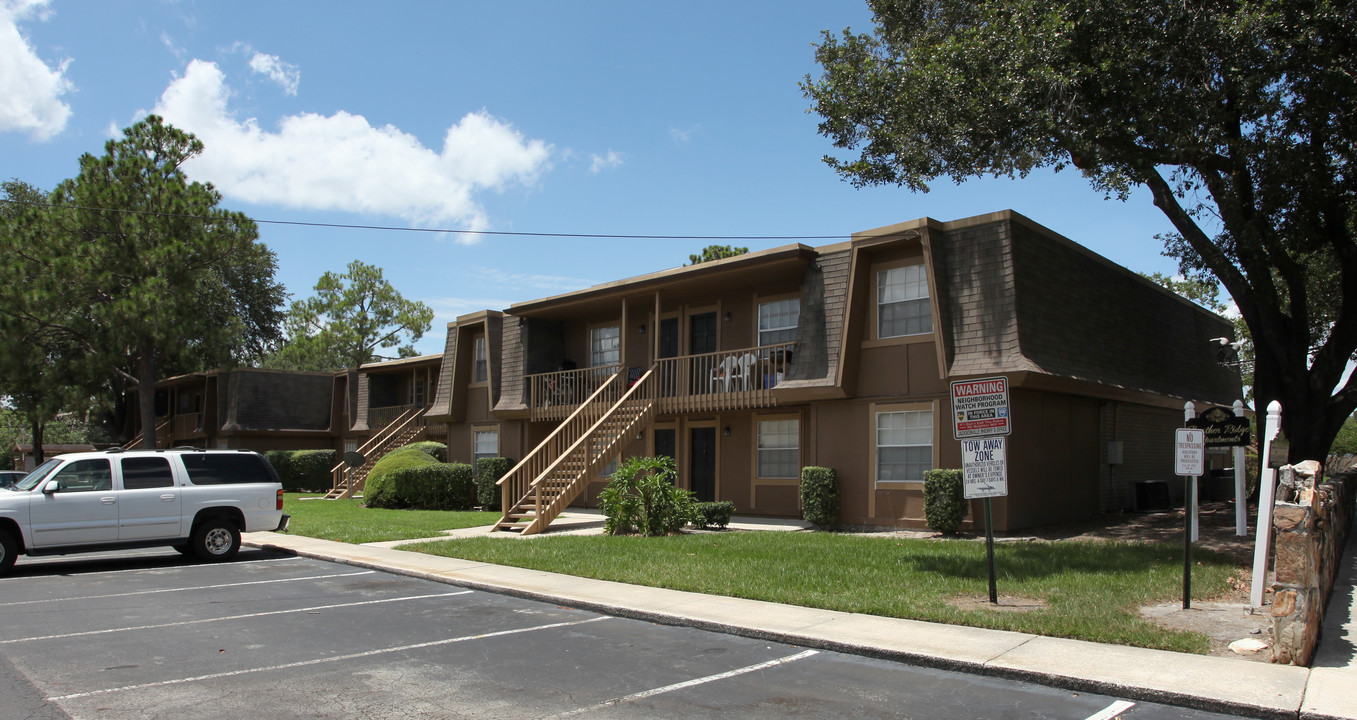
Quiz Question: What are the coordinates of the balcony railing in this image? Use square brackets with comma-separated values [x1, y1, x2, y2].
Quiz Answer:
[522, 343, 794, 419]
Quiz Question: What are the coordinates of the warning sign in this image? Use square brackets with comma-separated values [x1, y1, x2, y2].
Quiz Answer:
[962, 436, 1008, 499]
[1175, 429, 1205, 477]
[951, 376, 1011, 439]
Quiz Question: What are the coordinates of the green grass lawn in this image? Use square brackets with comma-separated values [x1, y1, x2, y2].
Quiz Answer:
[277, 494, 1241, 653]
[282, 493, 497, 543]
[399, 531, 1241, 654]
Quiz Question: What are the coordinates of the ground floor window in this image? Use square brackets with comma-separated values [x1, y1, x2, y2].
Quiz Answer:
[756, 418, 799, 479]
[875, 404, 934, 484]
[472, 427, 499, 465]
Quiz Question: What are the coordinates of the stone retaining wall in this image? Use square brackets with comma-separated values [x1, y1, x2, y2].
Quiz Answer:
[1270, 463, 1356, 665]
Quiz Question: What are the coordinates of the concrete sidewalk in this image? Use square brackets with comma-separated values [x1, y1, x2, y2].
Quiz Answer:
[244, 514, 1357, 720]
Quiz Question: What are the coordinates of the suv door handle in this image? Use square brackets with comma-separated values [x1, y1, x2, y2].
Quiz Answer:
[161, 494, 176, 502]
[100, 497, 116, 505]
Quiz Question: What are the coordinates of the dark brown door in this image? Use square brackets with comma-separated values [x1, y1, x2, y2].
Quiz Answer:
[689, 312, 717, 394]
[658, 318, 679, 397]
[654, 428, 677, 475]
[690, 426, 716, 502]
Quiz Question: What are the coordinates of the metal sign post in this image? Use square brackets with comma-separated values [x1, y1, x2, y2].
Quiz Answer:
[951, 377, 1012, 605]
[962, 436, 1008, 604]
[1175, 428, 1205, 609]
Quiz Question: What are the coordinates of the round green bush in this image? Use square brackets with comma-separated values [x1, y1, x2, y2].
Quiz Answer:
[800, 466, 838, 528]
[403, 441, 447, 462]
[364, 446, 440, 508]
[923, 468, 966, 535]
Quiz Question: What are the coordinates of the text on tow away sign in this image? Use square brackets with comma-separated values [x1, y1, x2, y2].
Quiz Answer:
[951, 376, 1011, 439]
[1175, 429, 1205, 477]
[962, 436, 1008, 499]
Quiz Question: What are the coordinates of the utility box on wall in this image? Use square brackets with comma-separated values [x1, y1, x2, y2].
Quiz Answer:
[1107, 440, 1124, 465]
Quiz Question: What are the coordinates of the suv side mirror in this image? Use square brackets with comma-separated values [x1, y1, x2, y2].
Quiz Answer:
[42, 480, 60, 494]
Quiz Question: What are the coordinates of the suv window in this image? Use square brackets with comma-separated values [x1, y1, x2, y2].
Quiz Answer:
[53, 459, 113, 492]
[120, 456, 176, 490]
[180, 453, 276, 485]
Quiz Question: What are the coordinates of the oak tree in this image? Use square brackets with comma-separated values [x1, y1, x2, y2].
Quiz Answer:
[804, 0, 1356, 460]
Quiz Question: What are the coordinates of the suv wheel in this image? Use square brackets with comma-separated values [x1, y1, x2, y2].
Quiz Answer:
[0, 528, 17, 575]
[191, 519, 240, 562]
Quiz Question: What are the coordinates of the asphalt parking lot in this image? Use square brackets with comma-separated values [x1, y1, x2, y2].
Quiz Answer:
[1, 549, 1248, 720]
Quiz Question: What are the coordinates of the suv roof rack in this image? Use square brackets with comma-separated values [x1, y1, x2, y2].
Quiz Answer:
[103, 447, 125, 454]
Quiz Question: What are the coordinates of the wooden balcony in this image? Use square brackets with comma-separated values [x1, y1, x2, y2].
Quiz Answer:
[522, 343, 795, 420]
[368, 403, 444, 438]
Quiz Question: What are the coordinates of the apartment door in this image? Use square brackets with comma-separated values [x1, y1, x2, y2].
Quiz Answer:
[689, 426, 716, 502]
[654, 428, 676, 463]
[658, 317, 679, 397]
[689, 312, 717, 394]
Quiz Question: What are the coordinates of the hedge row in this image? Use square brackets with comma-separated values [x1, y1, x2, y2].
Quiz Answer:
[366, 462, 477, 510]
[263, 449, 336, 492]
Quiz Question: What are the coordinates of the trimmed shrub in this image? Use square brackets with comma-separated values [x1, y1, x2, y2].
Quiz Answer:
[375, 462, 476, 510]
[404, 441, 447, 462]
[800, 466, 838, 528]
[692, 501, 736, 530]
[475, 457, 515, 510]
[598, 456, 694, 536]
[263, 449, 336, 492]
[364, 446, 440, 508]
[923, 468, 966, 535]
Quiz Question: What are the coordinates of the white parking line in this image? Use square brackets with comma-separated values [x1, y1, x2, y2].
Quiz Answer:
[0, 570, 375, 607]
[548, 649, 820, 718]
[2, 590, 472, 644]
[1085, 700, 1136, 720]
[48, 615, 612, 701]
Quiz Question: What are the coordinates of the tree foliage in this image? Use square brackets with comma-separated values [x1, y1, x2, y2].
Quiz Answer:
[2, 116, 286, 448]
[687, 244, 749, 265]
[265, 259, 434, 371]
[804, 0, 1357, 460]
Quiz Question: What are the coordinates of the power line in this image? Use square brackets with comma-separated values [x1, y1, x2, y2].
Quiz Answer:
[0, 198, 849, 241]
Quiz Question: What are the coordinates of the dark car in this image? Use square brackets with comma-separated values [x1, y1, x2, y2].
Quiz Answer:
[0, 470, 26, 489]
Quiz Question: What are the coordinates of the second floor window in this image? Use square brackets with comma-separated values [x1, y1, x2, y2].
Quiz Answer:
[758, 298, 799, 346]
[590, 325, 620, 367]
[877, 264, 932, 338]
[473, 335, 487, 384]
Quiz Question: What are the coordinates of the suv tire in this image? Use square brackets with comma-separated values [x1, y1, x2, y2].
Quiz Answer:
[191, 519, 240, 562]
[0, 528, 16, 574]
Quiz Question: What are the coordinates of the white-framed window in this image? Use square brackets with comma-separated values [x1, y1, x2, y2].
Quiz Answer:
[875, 407, 933, 483]
[590, 325, 620, 366]
[877, 264, 932, 338]
[473, 427, 499, 465]
[473, 335, 488, 384]
[757, 298, 799, 346]
[757, 418, 799, 478]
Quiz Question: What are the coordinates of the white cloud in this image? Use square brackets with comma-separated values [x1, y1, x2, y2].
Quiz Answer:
[589, 149, 623, 174]
[160, 31, 186, 60]
[247, 51, 299, 96]
[424, 296, 516, 327]
[0, 0, 71, 141]
[669, 124, 701, 143]
[470, 266, 596, 293]
[150, 59, 554, 240]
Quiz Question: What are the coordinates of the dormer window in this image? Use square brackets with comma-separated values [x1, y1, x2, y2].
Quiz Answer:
[877, 263, 932, 338]
[757, 298, 799, 346]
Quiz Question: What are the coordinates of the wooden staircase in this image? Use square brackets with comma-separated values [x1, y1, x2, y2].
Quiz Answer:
[493, 367, 658, 535]
[325, 407, 427, 500]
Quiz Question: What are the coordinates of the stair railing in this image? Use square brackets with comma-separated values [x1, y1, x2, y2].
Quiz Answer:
[327, 407, 424, 499]
[497, 369, 624, 518]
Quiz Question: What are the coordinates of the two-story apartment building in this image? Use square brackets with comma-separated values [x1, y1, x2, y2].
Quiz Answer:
[425, 211, 1240, 534]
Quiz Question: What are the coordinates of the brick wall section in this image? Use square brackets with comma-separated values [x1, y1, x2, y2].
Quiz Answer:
[1271, 466, 1356, 665]
[426, 324, 458, 419]
[1009, 222, 1238, 402]
[1098, 402, 1181, 511]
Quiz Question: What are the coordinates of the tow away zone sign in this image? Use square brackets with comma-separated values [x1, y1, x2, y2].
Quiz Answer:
[951, 376, 1011, 439]
[962, 436, 1008, 499]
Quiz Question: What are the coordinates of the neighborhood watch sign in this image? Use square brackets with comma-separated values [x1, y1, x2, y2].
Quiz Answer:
[950, 377, 1011, 439]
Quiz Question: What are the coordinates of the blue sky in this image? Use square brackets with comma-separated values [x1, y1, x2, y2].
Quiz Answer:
[2, 0, 1188, 357]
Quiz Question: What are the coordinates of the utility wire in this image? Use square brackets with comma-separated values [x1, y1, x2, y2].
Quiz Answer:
[0, 198, 850, 241]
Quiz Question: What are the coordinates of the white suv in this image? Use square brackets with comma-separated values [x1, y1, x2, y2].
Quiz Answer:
[0, 448, 290, 574]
